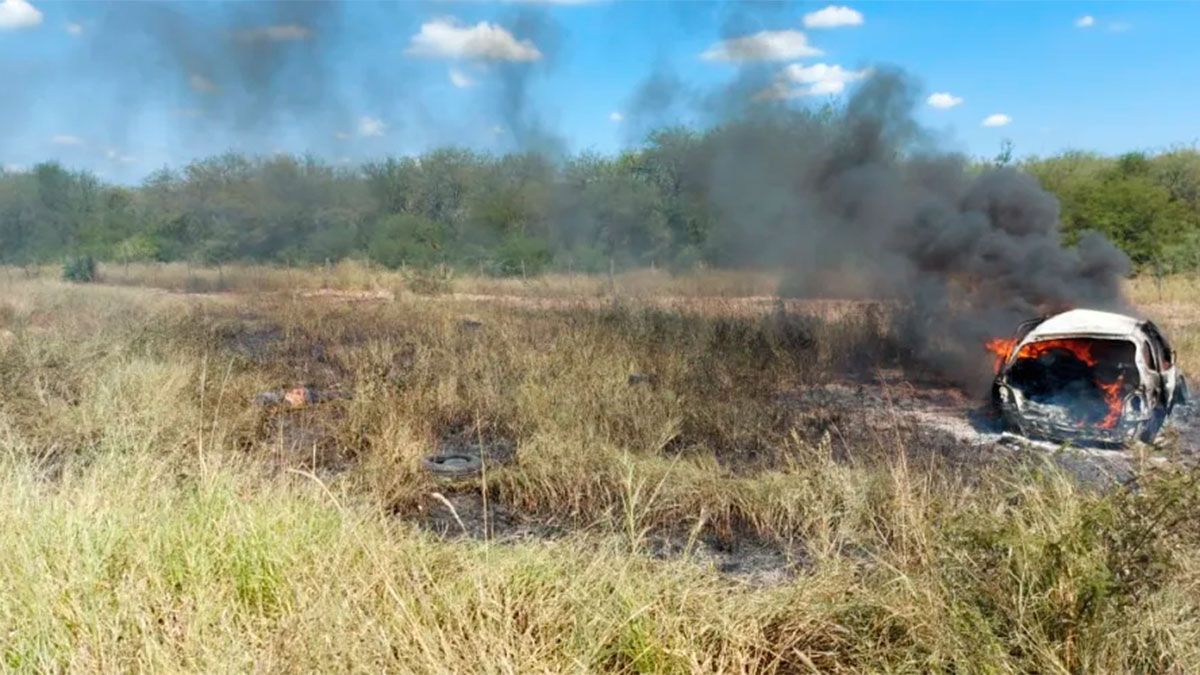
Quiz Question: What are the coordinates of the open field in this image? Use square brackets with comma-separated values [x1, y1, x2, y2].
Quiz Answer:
[2, 266, 1200, 672]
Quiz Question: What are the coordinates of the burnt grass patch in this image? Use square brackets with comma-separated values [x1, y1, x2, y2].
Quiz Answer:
[415, 489, 810, 585]
[646, 529, 809, 586]
[252, 403, 357, 475]
[186, 295, 1106, 579]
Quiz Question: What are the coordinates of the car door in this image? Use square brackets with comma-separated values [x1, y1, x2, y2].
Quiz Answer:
[1139, 336, 1165, 410]
[1142, 321, 1179, 407]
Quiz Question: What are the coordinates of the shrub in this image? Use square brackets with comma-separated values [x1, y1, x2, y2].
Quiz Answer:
[402, 264, 452, 295]
[62, 255, 97, 283]
[494, 233, 553, 277]
[367, 213, 450, 269]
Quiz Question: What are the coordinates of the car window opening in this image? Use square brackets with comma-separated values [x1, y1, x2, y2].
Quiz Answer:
[1006, 338, 1140, 427]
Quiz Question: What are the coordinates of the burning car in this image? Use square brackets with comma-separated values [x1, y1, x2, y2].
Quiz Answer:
[988, 309, 1187, 445]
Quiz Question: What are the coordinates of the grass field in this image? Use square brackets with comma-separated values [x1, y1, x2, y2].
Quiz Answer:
[2, 265, 1200, 672]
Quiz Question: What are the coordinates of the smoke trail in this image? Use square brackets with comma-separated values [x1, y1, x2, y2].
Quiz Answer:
[89, 1, 348, 150]
[491, 9, 566, 157]
[622, 66, 692, 146]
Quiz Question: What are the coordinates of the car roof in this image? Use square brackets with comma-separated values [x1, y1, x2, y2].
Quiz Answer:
[1024, 308, 1142, 342]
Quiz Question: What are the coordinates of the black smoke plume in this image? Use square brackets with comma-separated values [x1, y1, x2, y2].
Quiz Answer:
[671, 68, 1130, 385]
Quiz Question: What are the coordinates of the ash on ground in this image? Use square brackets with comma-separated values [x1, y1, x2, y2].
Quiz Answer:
[782, 372, 1199, 490]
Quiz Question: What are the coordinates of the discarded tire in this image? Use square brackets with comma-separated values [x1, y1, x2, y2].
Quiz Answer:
[422, 453, 483, 478]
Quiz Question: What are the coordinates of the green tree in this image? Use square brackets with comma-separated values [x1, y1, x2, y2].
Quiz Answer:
[1062, 169, 1190, 267]
[367, 213, 449, 269]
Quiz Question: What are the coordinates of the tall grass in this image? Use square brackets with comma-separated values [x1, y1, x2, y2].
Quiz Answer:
[1, 272, 1199, 671]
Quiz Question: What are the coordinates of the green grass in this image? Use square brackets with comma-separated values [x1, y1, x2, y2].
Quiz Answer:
[1, 271, 1199, 672]
[3, 451, 1198, 672]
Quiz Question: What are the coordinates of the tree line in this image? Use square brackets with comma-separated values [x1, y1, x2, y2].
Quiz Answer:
[2, 127, 1199, 276]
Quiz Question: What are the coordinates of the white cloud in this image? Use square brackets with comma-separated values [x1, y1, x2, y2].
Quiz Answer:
[609, 111, 623, 123]
[701, 29, 821, 62]
[803, 5, 864, 29]
[760, 62, 867, 98]
[51, 134, 83, 146]
[189, 74, 218, 95]
[449, 67, 476, 88]
[927, 92, 963, 109]
[65, 21, 82, 36]
[785, 63, 867, 90]
[234, 24, 312, 42]
[808, 80, 843, 95]
[1075, 15, 1095, 28]
[3, 163, 25, 173]
[406, 18, 542, 61]
[0, 0, 41, 30]
[982, 113, 1012, 127]
[105, 149, 136, 164]
[358, 116, 386, 137]
[335, 118, 386, 140]
[490, 124, 506, 136]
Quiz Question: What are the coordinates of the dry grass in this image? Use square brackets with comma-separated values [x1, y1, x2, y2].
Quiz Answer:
[1, 270, 1199, 672]
[1128, 275, 1200, 375]
[1, 262, 782, 300]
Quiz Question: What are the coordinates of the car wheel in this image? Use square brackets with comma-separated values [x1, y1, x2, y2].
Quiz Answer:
[990, 382, 1020, 434]
[1137, 408, 1167, 444]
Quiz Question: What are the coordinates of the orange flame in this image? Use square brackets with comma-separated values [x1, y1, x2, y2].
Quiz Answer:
[985, 337, 1019, 373]
[284, 387, 311, 408]
[986, 337, 1127, 430]
[1095, 376, 1125, 429]
[1014, 338, 1101, 367]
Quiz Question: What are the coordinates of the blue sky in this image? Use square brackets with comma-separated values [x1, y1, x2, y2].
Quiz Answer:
[1, 0, 1198, 183]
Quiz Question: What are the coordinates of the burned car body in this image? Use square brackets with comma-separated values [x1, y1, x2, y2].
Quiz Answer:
[990, 309, 1187, 445]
